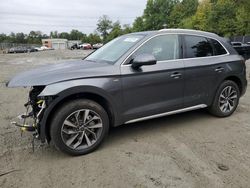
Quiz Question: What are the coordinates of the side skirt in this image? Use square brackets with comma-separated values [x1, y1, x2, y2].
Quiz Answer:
[125, 104, 207, 124]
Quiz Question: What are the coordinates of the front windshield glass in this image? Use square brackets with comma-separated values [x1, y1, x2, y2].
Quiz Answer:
[86, 34, 145, 64]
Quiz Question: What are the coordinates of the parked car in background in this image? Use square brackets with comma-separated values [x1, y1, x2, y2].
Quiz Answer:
[27, 46, 38, 52]
[34, 46, 49, 51]
[231, 42, 243, 46]
[7, 29, 247, 156]
[8, 47, 28, 53]
[70, 44, 81, 50]
[34, 47, 43, 51]
[93, 43, 103, 49]
[231, 42, 250, 59]
[36, 46, 54, 51]
[8, 46, 39, 54]
[79, 43, 92, 50]
[41, 46, 49, 51]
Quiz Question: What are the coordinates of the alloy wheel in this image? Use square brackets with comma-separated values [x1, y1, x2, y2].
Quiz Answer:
[61, 109, 103, 150]
[219, 86, 238, 113]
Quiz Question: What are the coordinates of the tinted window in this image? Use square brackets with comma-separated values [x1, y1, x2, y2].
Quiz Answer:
[134, 34, 179, 61]
[184, 35, 213, 58]
[210, 39, 227, 55]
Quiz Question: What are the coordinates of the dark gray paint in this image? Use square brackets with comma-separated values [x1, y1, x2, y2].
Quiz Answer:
[7, 60, 120, 87]
[121, 60, 184, 122]
[182, 55, 244, 107]
[7, 29, 247, 143]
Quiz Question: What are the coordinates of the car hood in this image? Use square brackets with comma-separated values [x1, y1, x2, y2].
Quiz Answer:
[7, 60, 118, 87]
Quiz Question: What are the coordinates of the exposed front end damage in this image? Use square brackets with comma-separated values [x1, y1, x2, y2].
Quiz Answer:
[5, 59, 117, 148]
[11, 86, 49, 146]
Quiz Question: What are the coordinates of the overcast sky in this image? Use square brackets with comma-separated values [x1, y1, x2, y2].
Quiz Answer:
[0, 0, 148, 35]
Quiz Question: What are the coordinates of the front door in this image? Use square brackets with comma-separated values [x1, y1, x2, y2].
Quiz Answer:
[121, 34, 185, 123]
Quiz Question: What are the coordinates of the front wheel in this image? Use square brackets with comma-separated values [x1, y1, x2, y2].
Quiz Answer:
[50, 99, 109, 156]
[209, 80, 240, 117]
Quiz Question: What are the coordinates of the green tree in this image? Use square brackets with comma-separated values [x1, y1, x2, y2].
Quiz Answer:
[50, 31, 58, 38]
[27, 31, 42, 44]
[0, 34, 8, 43]
[106, 21, 123, 41]
[9, 32, 16, 43]
[169, 0, 198, 28]
[69, 29, 86, 40]
[207, 0, 237, 36]
[59, 32, 70, 39]
[235, 1, 250, 35]
[123, 24, 132, 34]
[183, 0, 212, 31]
[133, 17, 145, 32]
[143, 0, 178, 30]
[85, 33, 102, 44]
[15, 33, 26, 43]
[97, 15, 113, 42]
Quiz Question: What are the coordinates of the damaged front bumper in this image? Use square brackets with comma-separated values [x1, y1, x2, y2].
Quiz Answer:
[11, 87, 49, 145]
[11, 100, 46, 132]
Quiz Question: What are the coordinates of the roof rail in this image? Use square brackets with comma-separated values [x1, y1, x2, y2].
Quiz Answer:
[158, 28, 199, 32]
[158, 28, 218, 36]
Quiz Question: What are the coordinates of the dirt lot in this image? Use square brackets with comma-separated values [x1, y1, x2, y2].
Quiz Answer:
[0, 50, 250, 188]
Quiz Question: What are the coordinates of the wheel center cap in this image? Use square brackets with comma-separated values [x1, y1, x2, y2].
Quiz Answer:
[79, 125, 85, 131]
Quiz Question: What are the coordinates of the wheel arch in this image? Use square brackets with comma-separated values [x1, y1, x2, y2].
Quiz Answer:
[224, 75, 243, 95]
[209, 75, 244, 107]
[40, 87, 117, 143]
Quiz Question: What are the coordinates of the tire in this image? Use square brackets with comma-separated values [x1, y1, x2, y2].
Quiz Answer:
[50, 99, 109, 156]
[209, 80, 240, 117]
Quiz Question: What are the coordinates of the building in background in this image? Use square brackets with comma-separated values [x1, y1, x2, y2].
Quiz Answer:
[42, 39, 82, 50]
[42, 39, 68, 50]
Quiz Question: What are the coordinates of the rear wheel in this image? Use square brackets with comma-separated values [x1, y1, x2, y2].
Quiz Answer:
[50, 99, 109, 156]
[209, 80, 240, 117]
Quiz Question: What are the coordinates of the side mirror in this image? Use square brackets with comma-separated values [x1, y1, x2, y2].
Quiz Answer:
[132, 54, 157, 69]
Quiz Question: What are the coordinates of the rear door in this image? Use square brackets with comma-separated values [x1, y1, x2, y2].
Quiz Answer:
[182, 35, 228, 107]
[121, 34, 185, 122]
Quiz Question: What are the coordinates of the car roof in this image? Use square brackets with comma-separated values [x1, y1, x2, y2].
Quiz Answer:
[127, 31, 156, 36]
[129, 29, 220, 39]
[158, 29, 220, 38]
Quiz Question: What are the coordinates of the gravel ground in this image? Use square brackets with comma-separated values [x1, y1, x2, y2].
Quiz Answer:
[0, 50, 250, 188]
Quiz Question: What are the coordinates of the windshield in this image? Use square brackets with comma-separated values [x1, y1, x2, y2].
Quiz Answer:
[86, 34, 145, 64]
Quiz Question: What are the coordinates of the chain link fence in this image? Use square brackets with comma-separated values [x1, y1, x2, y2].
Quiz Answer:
[0, 43, 40, 50]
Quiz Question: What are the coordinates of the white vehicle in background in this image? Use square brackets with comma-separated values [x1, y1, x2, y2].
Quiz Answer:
[93, 43, 103, 49]
[34, 46, 48, 51]
[34, 47, 43, 51]
[35, 46, 54, 51]
[40, 46, 49, 51]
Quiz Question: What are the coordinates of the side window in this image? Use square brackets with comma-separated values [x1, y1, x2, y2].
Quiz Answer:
[134, 34, 179, 61]
[210, 39, 227, 55]
[183, 35, 213, 58]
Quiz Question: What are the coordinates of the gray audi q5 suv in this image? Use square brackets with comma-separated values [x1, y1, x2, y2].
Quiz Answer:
[7, 29, 247, 155]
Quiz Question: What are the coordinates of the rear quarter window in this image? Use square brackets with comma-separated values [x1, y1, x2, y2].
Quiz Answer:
[210, 39, 227, 55]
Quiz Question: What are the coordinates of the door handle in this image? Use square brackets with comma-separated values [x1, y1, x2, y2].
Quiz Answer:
[171, 72, 182, 79]
[215, 67, 224, 73]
